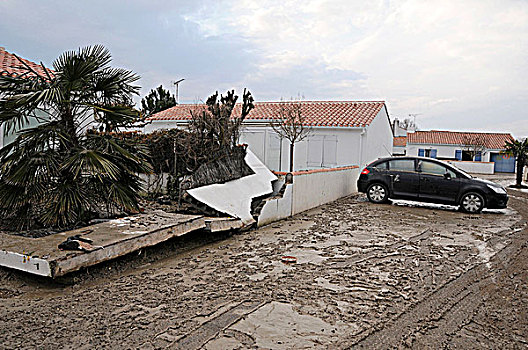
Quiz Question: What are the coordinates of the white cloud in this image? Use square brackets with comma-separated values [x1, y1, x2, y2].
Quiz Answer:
[186, 0, 528, 132]
[1, 0, 526, 136]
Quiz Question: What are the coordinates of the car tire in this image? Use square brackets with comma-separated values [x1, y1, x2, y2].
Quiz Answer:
[459, 192, 485, 213]
[367, 183, 389, 204]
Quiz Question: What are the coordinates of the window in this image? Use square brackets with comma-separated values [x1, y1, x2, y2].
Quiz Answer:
[389, 159, 416, 172]
[462, 151, 473, 161]
[374, 161, 388, 170]
[419, 149, 437, 158]
[420, 161, 447, 175]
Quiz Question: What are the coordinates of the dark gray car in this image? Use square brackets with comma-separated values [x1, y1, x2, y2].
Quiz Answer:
[357, 157, 508, 213]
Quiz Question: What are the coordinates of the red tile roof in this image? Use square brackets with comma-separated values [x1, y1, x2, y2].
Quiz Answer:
[0, 47, 53, 78]
[149, 101, 386, 128]
[393, 136, 407, 147]
[408, 130, 514, 149]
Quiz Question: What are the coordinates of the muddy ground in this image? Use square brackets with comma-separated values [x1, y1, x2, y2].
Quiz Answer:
[1, 178, 527, 349]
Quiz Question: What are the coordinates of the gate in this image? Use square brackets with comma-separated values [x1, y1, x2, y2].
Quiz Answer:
[490, 153, 516, 173]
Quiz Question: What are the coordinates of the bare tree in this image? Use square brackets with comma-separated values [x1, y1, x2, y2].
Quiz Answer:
[461, 134, 487, 160]
[269, 99, 311, 172]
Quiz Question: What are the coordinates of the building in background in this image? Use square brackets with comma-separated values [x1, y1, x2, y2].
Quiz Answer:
[146, 101, 393, 171]
[0, 47, 53, 148]
[404, 130, 514, 173]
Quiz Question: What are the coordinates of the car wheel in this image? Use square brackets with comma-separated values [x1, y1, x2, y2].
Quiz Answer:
[460, 192, 485, 213]
[367, 183, 389, 203]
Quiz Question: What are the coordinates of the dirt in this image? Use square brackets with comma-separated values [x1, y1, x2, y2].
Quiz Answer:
[1, 178, 527, 349]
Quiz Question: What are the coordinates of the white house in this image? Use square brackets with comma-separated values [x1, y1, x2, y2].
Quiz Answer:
[404, 130, 515, 173]
[145, 101, 394, 172]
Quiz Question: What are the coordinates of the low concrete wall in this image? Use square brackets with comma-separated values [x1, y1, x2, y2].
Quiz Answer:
[258, 166, 359, 226]
[447, 161, 494, 174]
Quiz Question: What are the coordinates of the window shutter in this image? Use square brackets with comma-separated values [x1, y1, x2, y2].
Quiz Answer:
[322, 137, 338, 167]
[475, 151, 482, 162]
[418, 149, 425, 157]
[307, 138, 323, 167]
[430, 149, 437, 158]
[455, 150, 462, 160]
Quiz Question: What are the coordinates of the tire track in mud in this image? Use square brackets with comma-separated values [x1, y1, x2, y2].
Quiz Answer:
[169, 300, 264, 350]
[343, 196, 528, 349]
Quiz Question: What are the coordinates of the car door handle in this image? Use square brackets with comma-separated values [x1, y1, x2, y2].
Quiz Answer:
[390, 174, 400, 182]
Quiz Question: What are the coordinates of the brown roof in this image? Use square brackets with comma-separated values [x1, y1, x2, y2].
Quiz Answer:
[407, 130, 514, 149]
[149, 101, 386, 128]
[0, 47, 53, 78]
[393, 136, 407, 147]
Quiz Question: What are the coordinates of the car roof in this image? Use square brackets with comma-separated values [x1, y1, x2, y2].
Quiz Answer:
[371, 156, 461, 170]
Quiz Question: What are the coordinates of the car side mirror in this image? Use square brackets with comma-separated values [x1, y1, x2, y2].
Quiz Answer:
[444, 172, 451, 180]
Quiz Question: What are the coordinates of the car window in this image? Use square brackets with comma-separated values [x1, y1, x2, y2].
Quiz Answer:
[374, 161, 388, 170]
[420, 161, 447, 175]
[420, 161, 458, 178]
[389, 159, 416, 172]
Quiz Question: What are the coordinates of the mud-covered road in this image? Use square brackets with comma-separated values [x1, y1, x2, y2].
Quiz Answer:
[1, 183, 527, 349]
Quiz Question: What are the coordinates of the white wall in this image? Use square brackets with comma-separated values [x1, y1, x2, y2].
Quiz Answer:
[144, 121, 180, 133]
[258, 167, 359, 226]
[361, 107, 393, 167]
[447, 161, 494, 174]
[393, 145, 406, 155]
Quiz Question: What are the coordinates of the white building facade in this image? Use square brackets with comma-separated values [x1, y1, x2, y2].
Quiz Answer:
[146, 101, 394, 172]
[403, 130, 515, 173]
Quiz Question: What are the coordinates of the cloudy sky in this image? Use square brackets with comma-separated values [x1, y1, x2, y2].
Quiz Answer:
[1, 0, 527, 137]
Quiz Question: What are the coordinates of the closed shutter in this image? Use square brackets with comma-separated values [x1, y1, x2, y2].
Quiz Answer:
[455, 150, 462, 160]
[418, 149, 425, 156]
[267, 133, 282, 171]
[307, 138, 323, 167]
[322, 137, 338, 167]
[474, 151, 482, 162]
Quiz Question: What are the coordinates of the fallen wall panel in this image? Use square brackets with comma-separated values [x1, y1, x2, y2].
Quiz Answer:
[187, 149, 277, 225]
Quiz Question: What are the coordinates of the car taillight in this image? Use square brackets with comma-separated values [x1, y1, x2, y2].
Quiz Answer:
[361, 168, 370, 175]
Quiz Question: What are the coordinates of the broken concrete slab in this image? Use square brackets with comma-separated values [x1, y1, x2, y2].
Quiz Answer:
[186, 149, 277, 225]
[204, 217, 244, 232]
[0, 212, 210, 278]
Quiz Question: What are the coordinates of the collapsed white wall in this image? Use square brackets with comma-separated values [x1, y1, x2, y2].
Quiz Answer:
[186, 149, 277, 225]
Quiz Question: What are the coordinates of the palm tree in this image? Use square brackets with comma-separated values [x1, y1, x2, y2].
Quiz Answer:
[0, 45, 151, 229]
[503, 138, 528, 187]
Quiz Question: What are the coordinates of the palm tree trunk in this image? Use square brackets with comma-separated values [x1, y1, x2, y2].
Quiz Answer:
[516, 158, 525, 186]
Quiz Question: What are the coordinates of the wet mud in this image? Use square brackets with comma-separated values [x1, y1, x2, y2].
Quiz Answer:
[1, 181, 527, 349]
